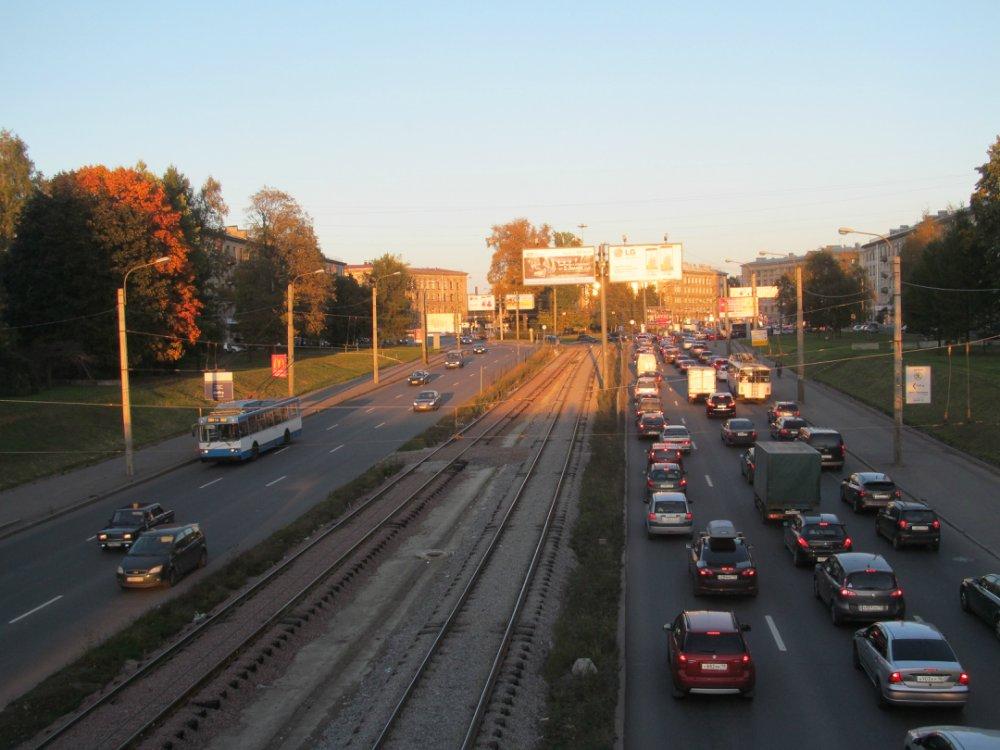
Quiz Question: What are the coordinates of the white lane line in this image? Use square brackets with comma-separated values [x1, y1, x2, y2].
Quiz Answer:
[765, 615, 787, 652]
[705, 475, 714, 488]
[329, 444, 344, 454]
[452, 381, 460, 386]
[85, 535, 96, 542]
[681, 417, 686, 425]
[326, 423, 339, 431]
[265, 475, 287, 488]
[912, 614, 924, 623]
[674, 400, 679, 406]
[374, 421, 386, 430]
[365, 407, 377, 414]
[199, 477, 223, 489]
[468, 373, 475, 377]
[394, 393, 402, 399]
[9, 595, 63, 624]
[273, 447, 288, 455]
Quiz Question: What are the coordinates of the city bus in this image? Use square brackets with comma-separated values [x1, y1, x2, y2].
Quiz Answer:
[196, 397, 302, 462]
[726, 364, 772, 402]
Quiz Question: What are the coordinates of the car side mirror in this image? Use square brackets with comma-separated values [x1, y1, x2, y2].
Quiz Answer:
[684, 544, 692, 550]
[663, 624, 673, 632]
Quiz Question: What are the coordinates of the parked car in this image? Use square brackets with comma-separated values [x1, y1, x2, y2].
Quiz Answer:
[408, 370, 431, 385]
[664, 610, 754, 699]
[645, 462, 687, 498]
[783, 512, 852, 566]
[797, 427, 846, 469]
[576, 333, 599, 343]
[646, 492, 693, 537]
[766, 401, 800, 425]
[98, 502, 175, 551]
[959, 572, 1000, 639]
[813, 553, 905, 625]
[660, 425, 694, 453]
[739, 447, 755, 484]
[840, 472, 901, 513]
[687, 520, 758, 597]
[117, 524, 207, 588]
[705, 392, 736, 418]
[721, 418, 756, 447]
[875, 501, 941, 550]
[853, 620, 968, 708]
[770, 416, 807, 440]
[412, 390, 442, 411]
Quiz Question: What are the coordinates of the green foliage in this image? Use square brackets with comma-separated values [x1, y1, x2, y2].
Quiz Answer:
[553, 231, 582, 248]
[325, 275, 371, 344]
[367, 253, 414, 341]
[0, 129, 41, 254]
[801, 250, 865, 333]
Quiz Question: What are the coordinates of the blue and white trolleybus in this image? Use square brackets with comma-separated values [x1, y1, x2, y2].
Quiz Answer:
[197, 397, 302, 462]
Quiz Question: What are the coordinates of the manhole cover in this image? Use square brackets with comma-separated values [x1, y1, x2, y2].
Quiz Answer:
[417, 549, 447, 561]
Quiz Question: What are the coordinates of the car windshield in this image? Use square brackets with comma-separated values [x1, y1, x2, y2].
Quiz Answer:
[638, 400, 660, 410]
[417, 391, 436, 400]
[651, 451, 679, 462]
[128, 534, 174, 554]
[110, 509, 145, 526]
[901, 510, 937, 523]
[778, 403, 798, 412]
[643, 417, 665, 428]
[663, 428, 689, 438]
[890, 638, 956, 662]
[650, 468, 681, 481]
[683, 632, 744, 654]
[729, 420, 753, 429]
[410, 372, 424, 378]
[846, 571, 896, 590]
[864, 481, 896, 491]
[803, 524, 846, 540]
[782, 419, 806, 429]
[653, 499, 687, 513]
[809, 434, 842, 448]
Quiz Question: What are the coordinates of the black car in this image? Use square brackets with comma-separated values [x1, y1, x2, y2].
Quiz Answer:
[645, 462, 687, 499]
[739, 447, 755, 484]
[959, 573, 1000, 640]
[117, 524, 207, 589]
[97, 502, 174, 550]
[635, 395, 663, 419]
[813, 553, 905, 625]
[705, 392, 736, 418]
[637, 412, 667, 439]
[840, 472, 901, 513]
[770, 416, 807, 440]
[783, 513, 852, 566]
[472, 343, 487, 354]
[721, 418, 756, 446]
[407, 370, 431, 385]
[766, 401, 800, 425]
[875, 501, 940, 550]
[577, 333, 599, 343]
[687, 520, 758, 597]
[797, 427, 845, 469]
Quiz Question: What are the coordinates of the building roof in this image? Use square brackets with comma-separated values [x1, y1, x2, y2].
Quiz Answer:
[345, 264, 468, 277]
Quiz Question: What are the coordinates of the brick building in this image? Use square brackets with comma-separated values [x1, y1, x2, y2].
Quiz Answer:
[655, 263, 727, 325]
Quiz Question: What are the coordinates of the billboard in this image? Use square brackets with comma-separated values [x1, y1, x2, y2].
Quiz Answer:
[203, 371, 234, 401]
[467, 294, 496, 312]
[730, 286, 778, 299]
[522, 246, 596, 286]
[750, 328, 768, 347]
[905, 366, 931, 404]
[503, 293, 536, 310]
[645, 306, 671, 325]
[718, 296, 755, 317]
[607, 243, 683, 283]
[271, 354, 288, 378]
[427, 312, 458, 333]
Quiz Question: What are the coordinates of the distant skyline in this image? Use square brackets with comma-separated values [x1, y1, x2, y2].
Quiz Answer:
[5, 1, 999, 290]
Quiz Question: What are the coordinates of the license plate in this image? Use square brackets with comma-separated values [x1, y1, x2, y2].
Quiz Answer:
[717, 574, 738, 581]
[858, 605, 885, 612]
[701, 662, 728, 671]
[126, 576, 144, 583]
[715, 407, 727, 411]
[915, 675, 948, 683]
[911, 525, 929, 531]
[737, 432, 747, 437]
[873, 493, 889, 500]
[662, 515, 683, 522]
[815, 556, 828, 562]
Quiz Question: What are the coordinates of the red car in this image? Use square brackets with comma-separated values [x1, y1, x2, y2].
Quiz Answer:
[648, 443, 684, 470]
[664, 610, 754, 699]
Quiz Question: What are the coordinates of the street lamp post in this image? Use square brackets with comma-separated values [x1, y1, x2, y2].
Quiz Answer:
[287, 269, 326, 397]
[118, 256, 171, 477]
[598, 245, 609, 382]
[840, 227, 902, 465]
[371, 270, 402, 385]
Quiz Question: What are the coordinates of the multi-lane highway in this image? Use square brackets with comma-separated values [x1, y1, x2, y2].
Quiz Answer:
[0, 343, 525, 707]
[624, 354, 1000, 749]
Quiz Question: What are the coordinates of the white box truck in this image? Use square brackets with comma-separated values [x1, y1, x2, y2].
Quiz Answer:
[636, 352, 658, 377]
[687, 366, 715, 403]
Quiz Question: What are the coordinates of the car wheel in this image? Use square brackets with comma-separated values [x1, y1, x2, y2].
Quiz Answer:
[930, 542, 940, 552]
[250, 442, 260, 461]
[197, 549, 207, 569]
[852, 498, 862, 514]
[167, 566, 179, 587]
[792, 548, 803, 567]
[830, 603, 842, 626]
[994, 615, 1000, 642]
[892, 535, 901, 550]
[283, 429, 291, 444]
[813, 577, 821, 600]
[671, 682, 687, 699]
[959, 589, 969, 611]
[876, 681, 889, 710]
[852, 643, 861, 670]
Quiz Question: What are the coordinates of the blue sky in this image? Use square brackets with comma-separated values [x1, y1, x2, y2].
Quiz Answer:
[5, 1, 999, 289]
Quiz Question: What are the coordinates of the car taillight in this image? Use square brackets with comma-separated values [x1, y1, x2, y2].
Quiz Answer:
[797, 536, 810, 549]
[840, 444, 846, 456]
[959, 672, 969, 685]
[843, 537, 853, 549]
[889, 671, 903, 684]
[894, 490, 902, 498]
[741, 654, 751, 664]
[839, 588, 856, 598]
[898, 520, 908, 529]
[698, 568, 714, 577]
[858, 490, 867, 497]
[890, 588, 904, 598]
[678, 653, 688, 663]
[780, 429, 788, 435]
[647, 480, 654, 488]
[685, 512, 693, 521]
[741, 568, 756, 577]
[751, 432, 757, 439]
[647, 512, 657, 521]
[680, 478, 687, 487]
[931, 520, 940, 529]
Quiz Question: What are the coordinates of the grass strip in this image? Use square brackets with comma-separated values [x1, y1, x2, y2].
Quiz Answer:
[541, 348, 623, 749]
[0, 458, 402, 749]
[399, 347, 557, 451]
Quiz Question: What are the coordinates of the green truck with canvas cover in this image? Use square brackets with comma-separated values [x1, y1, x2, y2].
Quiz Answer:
[752, 441, 821, 522]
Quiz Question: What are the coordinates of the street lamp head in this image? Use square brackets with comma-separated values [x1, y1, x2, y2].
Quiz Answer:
[838, 227, 854, 236]
[153, 256, 170, 264]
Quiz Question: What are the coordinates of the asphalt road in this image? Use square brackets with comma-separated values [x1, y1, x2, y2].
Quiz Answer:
[623, 357, 1000, 749]
[0, 342, 531, 707]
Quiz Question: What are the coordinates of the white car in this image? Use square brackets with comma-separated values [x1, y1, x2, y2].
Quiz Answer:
[633, 378, 659, 400]
[660, 425, 694, 453]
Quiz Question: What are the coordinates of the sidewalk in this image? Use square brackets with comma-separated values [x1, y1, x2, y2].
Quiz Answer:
[0, 350, 448, 538]
[751, 345, 1000, 560]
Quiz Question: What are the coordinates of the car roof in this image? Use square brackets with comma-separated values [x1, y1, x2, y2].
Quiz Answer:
[856, 472, 892, 483]
[775, 401, 798, 407]
[879, 620, 943, 640]
[893, 500, 932, 511]
[116, 502, 159, 511]
[705, 519, 738, 539]
[777, 416, 806, 423]
[650, 491, 687, 502]
[649, 462, 681, 471]
[682, 610, 739, 632]
[835, 552, 893, 572]
[147, 524, 196, 534]
[727, 418, 754, 425]
[801, 427, 840, 436]
[662, 425, 690, 433]
[800, 513, 842, 525]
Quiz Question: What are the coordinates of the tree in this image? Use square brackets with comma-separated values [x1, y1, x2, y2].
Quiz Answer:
[553, 231, 582, 248]
[801, 251, 864, 334]
[486, 218, 552, 303]
[3, 166, 202, 373]
[775, 274, 797, 324]
[234, 188, 328, 348]
[325, 275, 370, 345]
[0, 129, 41, 254]
[367, 253, 413, 342]
[900, 216, 947, 339]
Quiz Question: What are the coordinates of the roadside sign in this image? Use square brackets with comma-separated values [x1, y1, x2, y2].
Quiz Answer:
[271, 354, 288, 378]
[750, 328, 768, 347]
[203, 371, 234, 401]
[906, 366, 931, 404]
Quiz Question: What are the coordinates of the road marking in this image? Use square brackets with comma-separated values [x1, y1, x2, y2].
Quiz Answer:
[365, 407, 377, 414]
[326, 423, 339, 431]
[85, 535, 96, 542]
[912, 614, 924, 623]
[674, 400, 679, 406]
[394, 393, 402, 399]
[265, 475, 287, 488]
[273, 447, 288, 455]
[705, 475, 714, 487]
[199, 477, 223, 489]
[452, 381, 460, 386]
[374, 421, 386, 429]
[765, 615, 787, 652]
[329, 444, 344, 454]
[681, 417, 686, 425]
[9, 595, 63, 624]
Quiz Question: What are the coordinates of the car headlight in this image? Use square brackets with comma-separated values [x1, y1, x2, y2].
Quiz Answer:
[147, 565, 163, 575]
[99, 534, 108, 541]
[116, 566, 124, 575]
[123, 533, 132, 540]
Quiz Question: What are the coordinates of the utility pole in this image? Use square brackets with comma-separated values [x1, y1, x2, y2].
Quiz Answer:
[552, 286, 558, 340]
[723, 275, 731, 357]
[286, 282, 295, 397]
[892, 254, 903, 465]
[499, 299, 505, 342]
[641, 284, 647, 333]
[599, 244, 609, 382]
[751, 270, 758, 329]
[371, 284, 380, 384]
[421, 289, 428, 364]
[116, 287, 134, 478]
[515, 306, 521, 360]
[796, 264, 805, 403]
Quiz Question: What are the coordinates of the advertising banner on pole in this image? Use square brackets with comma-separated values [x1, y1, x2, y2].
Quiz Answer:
[607, 243, 683, 283]
[522, 247, 596, 286]
[905, 366, 932, 404]
[730, 286, 778, 299]
[503, 293, 536, 310]
[271, 354, 288, 378]
[750, 328, 768, 347]
[467, 294, 496, 311]
[203, 371, 234, 401]
[645, 306, 671, 325]
[718, 296, 756, 317]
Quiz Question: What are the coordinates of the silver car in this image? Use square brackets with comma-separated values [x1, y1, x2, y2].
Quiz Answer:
[660, 425, 694, 453]
[646, 492, 692, 538]
[412, 390, 442, 412]
[905, 726, 1000, 749]
[853, 620, 969, 708]
[633, 377, 659, 400]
